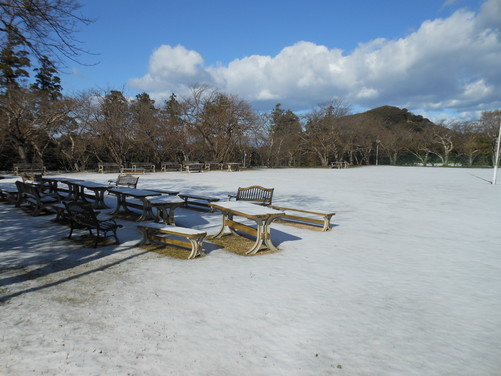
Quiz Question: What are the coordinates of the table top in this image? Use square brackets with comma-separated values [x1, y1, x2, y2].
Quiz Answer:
[42, 177, 108, 189]
[143, 188, 180, 196]
[69, 180, 108, 189]
[209, 201, 284, 219]
[148, 195, 185, 204]
[107, 187, 162, 198]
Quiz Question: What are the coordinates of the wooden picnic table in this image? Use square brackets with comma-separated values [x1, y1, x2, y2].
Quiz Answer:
[69, 180, 110, 209]
[209, 201, 284, 255]
[147, 195, 186, 225]
[107, 187, 162, 221]
[42, 177, 109, 209]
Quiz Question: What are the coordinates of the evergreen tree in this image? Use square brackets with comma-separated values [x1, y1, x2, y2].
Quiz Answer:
[0, 26, 30, 91]
[31, 56, 62, 100]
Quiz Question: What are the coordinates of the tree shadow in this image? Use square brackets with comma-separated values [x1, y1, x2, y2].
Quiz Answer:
[0, 247, 149, 303]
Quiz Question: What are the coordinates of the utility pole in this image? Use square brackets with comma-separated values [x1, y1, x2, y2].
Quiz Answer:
[493, 119, 501, 184]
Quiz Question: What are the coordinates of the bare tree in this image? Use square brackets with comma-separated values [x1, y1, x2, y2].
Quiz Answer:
[378, 125, 406, 165]
[431, 122, 455, 166]
[0, 0, 93, 64]
[89, 89, 136, 166]
[478, 110, 501, 166]
[51, 90, 94, 171]
[182, 86, 257, 163]
[404, 127, 434, 166]
[453, 121, 482, 167]
[264, 104, 302, 167]
[303, 98, 350, 166]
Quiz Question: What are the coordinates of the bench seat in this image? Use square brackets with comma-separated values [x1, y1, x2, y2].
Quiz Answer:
[0, 186, 18, 204]
[178, 194, 220, 211]
[269, 205, 335, 232]
[137, 223, 207, 259]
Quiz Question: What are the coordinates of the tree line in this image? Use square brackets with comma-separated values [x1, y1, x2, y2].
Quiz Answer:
[1, 0, 500, 172]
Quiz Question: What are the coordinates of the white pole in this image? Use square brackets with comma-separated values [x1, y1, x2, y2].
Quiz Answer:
[493, 119, 501, 185]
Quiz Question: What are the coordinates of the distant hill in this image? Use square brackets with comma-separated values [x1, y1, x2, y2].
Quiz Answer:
[343, 105, 436, 132]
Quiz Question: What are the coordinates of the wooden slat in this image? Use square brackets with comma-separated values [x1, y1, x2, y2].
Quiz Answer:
[270, 205, 335, 217]
[280, 214, 324, 226]
[152, 235, 192, 249]
[225, 218, 257, 236]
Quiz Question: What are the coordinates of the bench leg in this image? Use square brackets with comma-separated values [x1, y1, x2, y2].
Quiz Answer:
[137, 227, 152, 245]
[187, 235, 205, 259]
[322, 215, 333, 232]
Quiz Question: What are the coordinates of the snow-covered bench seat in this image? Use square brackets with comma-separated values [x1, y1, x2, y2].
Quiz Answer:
[269, 205, 335, 232]
[137, 223, 207, 259]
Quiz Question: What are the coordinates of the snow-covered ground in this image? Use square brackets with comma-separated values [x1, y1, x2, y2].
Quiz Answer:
[0, 166, 500, 376]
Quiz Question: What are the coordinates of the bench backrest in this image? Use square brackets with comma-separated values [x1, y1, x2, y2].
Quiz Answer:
[235, 185, 274, 206]
[98, 162, 122, 173]
[115, 174, 139, 188]
[13, 163, 46, 175]
[16, 181, 44, 202]
[64, 201, 99, 228]
[161, 162, 181, 171]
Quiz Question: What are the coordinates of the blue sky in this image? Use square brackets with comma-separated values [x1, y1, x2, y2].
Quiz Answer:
[63, 0, 500, 121]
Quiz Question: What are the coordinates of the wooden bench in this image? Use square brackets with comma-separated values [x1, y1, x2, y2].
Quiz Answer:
[224, 162, 240, 172]
[329, 161, 349, 169]
[137, 223, 207, 259]
[183, 162, 204, 173]
[228, 185, 274, 206]
[121, 167, 145, 174]
[130, 162, 156, 173]
[98, 162, 123, 173]
[15, 181, 62, 216]
[204, 161, 223, 171]
[178, 194, 220, 211]
[161, 162, 182, 172]
[0, 184, 19, 204]
[107, 174, 139, 189]
[269, 205, 335, 232]
[13, 163, 46, 176]
[64, 201, 123, 248]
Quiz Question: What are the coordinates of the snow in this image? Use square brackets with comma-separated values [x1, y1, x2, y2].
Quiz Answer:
[0, 166, 500, 376]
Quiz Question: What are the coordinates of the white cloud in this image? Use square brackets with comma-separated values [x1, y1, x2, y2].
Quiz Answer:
[129, 0, 501, 118]
[128, 45, 213, 97]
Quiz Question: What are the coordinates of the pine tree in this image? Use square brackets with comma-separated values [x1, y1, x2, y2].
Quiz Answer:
[31, 56, 62, 100]
[0, 26, 31, 92]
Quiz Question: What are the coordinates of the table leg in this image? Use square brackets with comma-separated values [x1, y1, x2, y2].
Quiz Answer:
[137, 197, 153, 221]
[109, 193, 124, 215]
[76, 186, 88, 202]
[262, 217, 279, 252]
[214, 211, 230, 238]
[92, 189, 109, 209]
[154, 206, 171, 224]
[246, 217, 278, 255]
